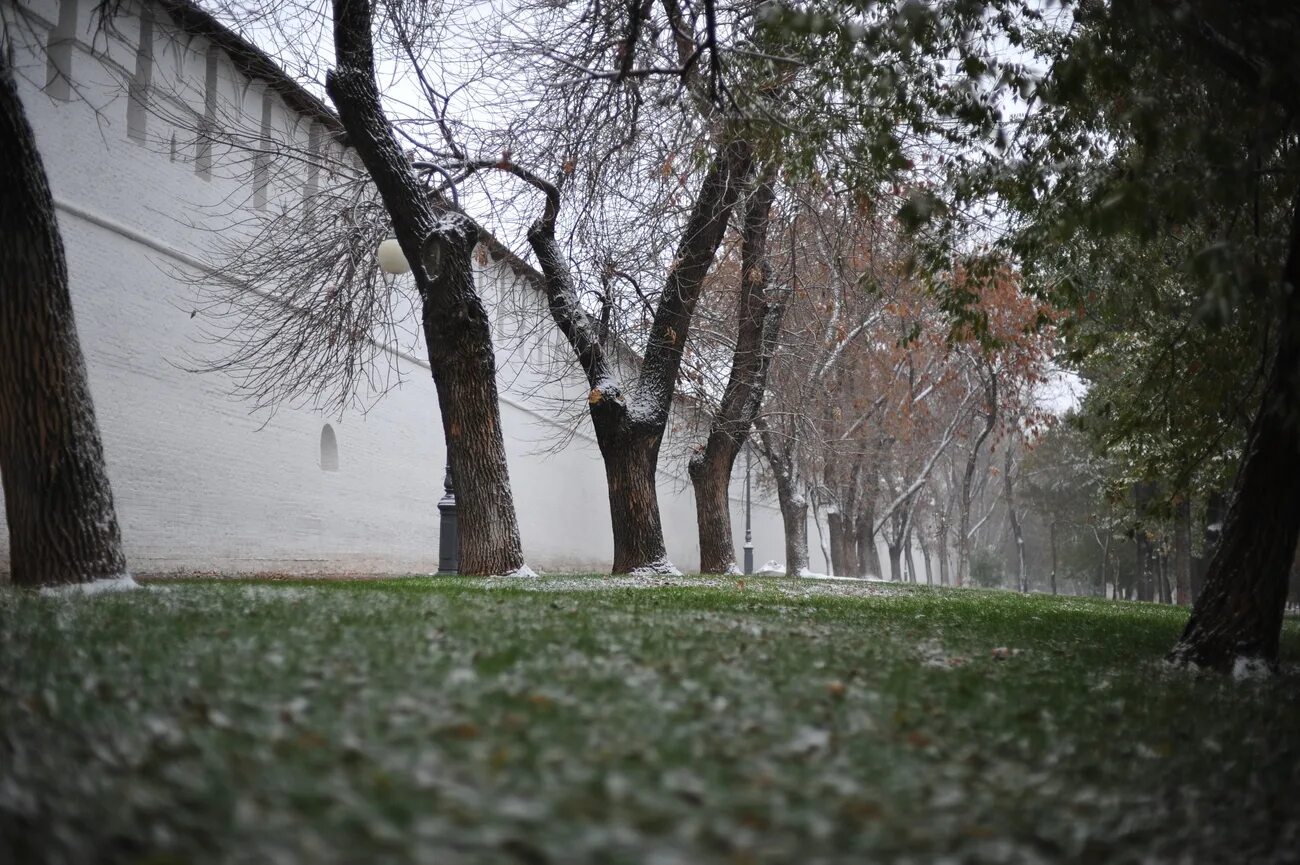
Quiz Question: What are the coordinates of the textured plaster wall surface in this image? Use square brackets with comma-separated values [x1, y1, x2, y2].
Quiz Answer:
[0, 0, 810, 577]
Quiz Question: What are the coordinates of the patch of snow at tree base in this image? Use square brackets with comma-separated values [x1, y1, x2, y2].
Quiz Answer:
[1231, 655, 1272, 681]
[491, 564, 539, 579]
[755, 560, 889, 582]
[627, 558, 683, 577]
[39, 574, 139, 596]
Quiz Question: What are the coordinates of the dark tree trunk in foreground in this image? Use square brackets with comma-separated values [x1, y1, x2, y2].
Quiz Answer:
[0, 59, 128, 588]
[690, 178, 783, 573]
[529, 137, 753, 573]
[1170, 194, 1300, 671]
[326, 0, 523, 575]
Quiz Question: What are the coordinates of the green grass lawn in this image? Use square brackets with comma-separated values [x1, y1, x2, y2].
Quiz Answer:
[2, 575, 1298, 864]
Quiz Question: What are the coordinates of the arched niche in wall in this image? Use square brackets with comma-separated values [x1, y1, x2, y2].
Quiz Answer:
[320, 424, 339, 471]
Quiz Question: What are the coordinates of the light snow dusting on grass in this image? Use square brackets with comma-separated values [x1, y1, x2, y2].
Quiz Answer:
[1, 575, 1297, 863]
[38, 573, 139, 596]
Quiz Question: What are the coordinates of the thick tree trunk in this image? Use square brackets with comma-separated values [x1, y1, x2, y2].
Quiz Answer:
[856, 508, 883, 578]
[887, 543, 903, 582]
[1169, 194, 1300, 671]
[0, 60, 129, 589]
[592, 415, 674, 574]
[689, 450, 738, 574]
[690, 178, 782, 574]
[327, 0, 523, 575]
[780, 494, 809, 577]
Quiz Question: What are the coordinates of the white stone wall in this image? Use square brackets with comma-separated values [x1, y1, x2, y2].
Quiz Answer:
[0, 0, 807, 576]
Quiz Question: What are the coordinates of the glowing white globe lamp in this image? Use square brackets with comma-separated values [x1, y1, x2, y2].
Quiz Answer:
[377, 238, 411, 275]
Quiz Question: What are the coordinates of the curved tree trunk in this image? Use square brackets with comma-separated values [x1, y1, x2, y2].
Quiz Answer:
[690, 178, 782, 573]
[0, 59, 129, 589]
[1169, 193, 1300, 670]
[326, 0, 523, 575]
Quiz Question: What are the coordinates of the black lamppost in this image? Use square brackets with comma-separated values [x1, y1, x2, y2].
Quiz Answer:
[436, 458, 458, 575]
[743, 442, 754, 575]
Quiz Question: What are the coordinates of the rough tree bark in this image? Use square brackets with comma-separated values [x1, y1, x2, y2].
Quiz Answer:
[1169, 192, 1300, 671]
[326, 0, 524, 575]
[0, 58, 130, 589]
[689, 177, 785, 573]
[527, 136, 754, 573]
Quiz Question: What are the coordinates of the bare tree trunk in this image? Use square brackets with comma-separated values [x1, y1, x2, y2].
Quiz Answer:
[756, 419, 809, 577]
[827, 511, 845, 577]
[597, 424, 672, 573]
[887, 542, 903, 582]
[1170, 193, 1300, 671]
[1049, 520, 1058, 595]
[856, 506, 883, 578]
[904, 525, 918, 583]
[937, 518, 950, 587]
[690, 179, 783, 573]
[1004, 447, 1027, 593]
[1174, 497, 1192, 606]
[327, 0, 523, 575]
[957, 369, 997, 586]
[0, 59, 129, 589]
[530, 134, 753, 573]
[780, 493, 809, 577]
[919, 528, 933, 587]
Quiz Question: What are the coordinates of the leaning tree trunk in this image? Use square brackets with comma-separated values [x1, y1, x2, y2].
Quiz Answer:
[1169, 193, 1300, 671]
[0, 59, 129, 589]
[326, 0, 523, 575]
[690, 178, 782, 573]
